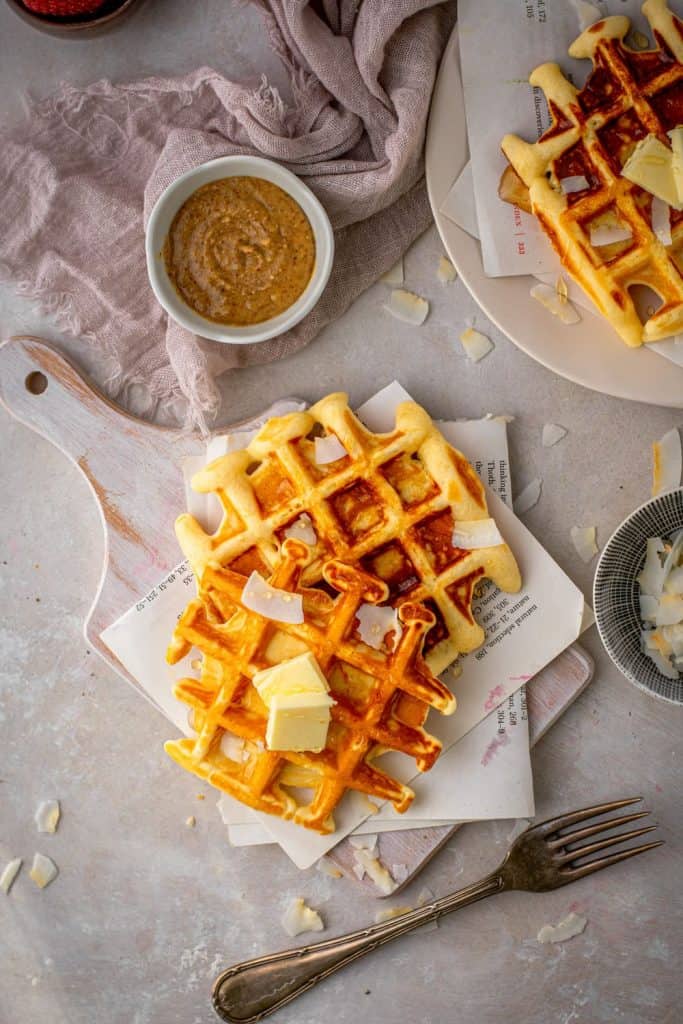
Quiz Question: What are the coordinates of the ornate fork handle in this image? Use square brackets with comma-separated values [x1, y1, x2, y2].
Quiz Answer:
[212, 875, 503, 1023]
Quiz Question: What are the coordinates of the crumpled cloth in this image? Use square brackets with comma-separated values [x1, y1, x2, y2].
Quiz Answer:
[0, 0, 455, 431]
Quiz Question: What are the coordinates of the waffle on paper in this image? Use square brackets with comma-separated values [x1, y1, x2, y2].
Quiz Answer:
[176, 393, 521, 676]
[500, 0, 683, 347]
[165, 540, 457, 833]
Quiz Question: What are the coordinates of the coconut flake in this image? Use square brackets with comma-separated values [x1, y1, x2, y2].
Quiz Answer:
[452, 519, 504, 549]
[0, 858, 22, 895]
[642, 644, 680, 679]
[35, 800, 60, 834]
[29, 853, 58, 890]
[437, 256, 457, 283]
[530, 283, 581, 325]
[349, 833, 378, 853]
[220, 732, 246, 761]
[589, 222, 633, 246]
[571, 0, 603, 30]
[241, 572, 304, 624]
[314, 434, 348, 465]
[655, 593, 683, 626]
[570, 526, 599, 563]
[356, 605, 401, 650]
[638, 538, 667, 597]
[459, 327, 494, 362]
[640, 594, 659, 622]
[560, 175, 590, 194]
[283, 513, 317, 546]
[374, 905, 412, 923]
[513, 478, 543, 515]
[316, 857, 343, 879]
[384, 289, 429, 325]
[542, 423, 568, 447]
[391, 863, 410, 883]
[348, 791, 379, 817]
[652, 428, 682, 497]
[652, 196, 673, 246]
[665, 565, 683, 594]
[537, 912, 587, 944]
[352, 849, 398, 895]
[380, 258, 404, 286]
[281, 898, 324, 938]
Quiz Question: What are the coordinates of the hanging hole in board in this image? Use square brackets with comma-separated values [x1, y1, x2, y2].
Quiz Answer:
[25, 371, 48, 395]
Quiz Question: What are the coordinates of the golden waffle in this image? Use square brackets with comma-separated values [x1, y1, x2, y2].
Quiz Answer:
[500, 0, 683, 347]
[176, 393, 521, 676]
[165, 539, 456, 834]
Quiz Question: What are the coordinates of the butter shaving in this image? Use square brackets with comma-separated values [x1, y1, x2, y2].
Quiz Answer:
[281, 898, 324, 938]
[384, 288, 429, 325]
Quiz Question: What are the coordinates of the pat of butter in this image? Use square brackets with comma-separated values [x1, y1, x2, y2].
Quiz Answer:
[265, 691, 334, 752]
[622, 135, 683, 211]
[252, 652, 329, 706]
[668, 126, 683, 204]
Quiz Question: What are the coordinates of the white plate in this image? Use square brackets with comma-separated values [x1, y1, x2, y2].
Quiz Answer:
[426, 28, 683, 409]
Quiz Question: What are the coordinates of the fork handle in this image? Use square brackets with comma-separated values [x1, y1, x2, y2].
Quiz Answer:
[212, 875, 502, 1023]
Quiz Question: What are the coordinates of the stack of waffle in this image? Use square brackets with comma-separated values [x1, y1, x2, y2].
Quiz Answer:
[165, 394, 521, 834]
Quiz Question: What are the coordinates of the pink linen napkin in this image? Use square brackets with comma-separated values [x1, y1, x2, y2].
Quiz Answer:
[0, 0, 455, 431]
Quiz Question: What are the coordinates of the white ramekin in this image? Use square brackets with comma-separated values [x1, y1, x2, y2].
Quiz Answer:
[145, 155, 334, 345]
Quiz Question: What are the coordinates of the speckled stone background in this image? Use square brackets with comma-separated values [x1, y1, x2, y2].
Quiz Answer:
[0, 3, 680, 1023]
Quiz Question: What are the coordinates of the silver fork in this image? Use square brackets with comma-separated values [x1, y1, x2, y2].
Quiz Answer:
[212, 797, 662, 1023]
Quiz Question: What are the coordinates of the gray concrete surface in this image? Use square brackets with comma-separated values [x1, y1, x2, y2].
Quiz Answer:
[0, 2, 680, 1023]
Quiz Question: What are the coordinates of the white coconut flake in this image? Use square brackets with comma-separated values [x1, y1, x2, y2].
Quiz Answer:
[349, 833, 378, 853]
[570, 526, 599, 563]
[391, 863, 410, 883]
[459, 327, 494, 362]
[314, 434, 348, 465]
[437, 256, 457, 283]
[652, 196, 673, 246]
[665, 565, 683, 594]
[283, 513, 317, 546]
[530, 283, 582, 325]
[35, 800, 60, 834]
[537, 911, 587, 944]
[590, 223, 633, 246]
[0, 858, 22, 895]
[29, 853, 58, 890]
[655, 593, 683, 626]
[560, 175, 590, 194]
[384, 288, 429, 326]
[452, 519, 504, 549]
[652, 428, 682, 496]
[638, 538, 667, 597]
[374, 905, 412, 923]
[380, 257, 404, 286]
[356, 604, 401, 650]
[642, 644, 680, 679]
[542, 423, 568, 448]
[352, 849, 398, 895]
[316, 857, 343, 879]
[513, 478, 543, 515]
[571, 0, 603, 30]
[220, 732, 246, 761]
[348, 791, 379, 818]
[241, 571, 304, 624]
[281, 898, 324, 938]
[640, 594, 660, 622]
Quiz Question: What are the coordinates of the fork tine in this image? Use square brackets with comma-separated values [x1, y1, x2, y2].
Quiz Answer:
[561, 840, 664, 881]
[536, 796, 642, 836]
[547, 810, 650, 849]
[556, 825, 658, 865]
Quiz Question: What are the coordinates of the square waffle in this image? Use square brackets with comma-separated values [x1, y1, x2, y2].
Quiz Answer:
[500, 0, 683, 347]
[176, 392, 521, 676]
[165, 539, 457, 834]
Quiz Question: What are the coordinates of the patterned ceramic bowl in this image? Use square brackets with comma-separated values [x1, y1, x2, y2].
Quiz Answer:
[593, 489, 683, 704]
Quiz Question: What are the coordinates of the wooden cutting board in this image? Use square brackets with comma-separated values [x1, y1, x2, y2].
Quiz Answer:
[0, 335, 594, 893]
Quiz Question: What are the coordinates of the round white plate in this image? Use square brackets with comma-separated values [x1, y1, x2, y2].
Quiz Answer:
[426, 28, 683, 408]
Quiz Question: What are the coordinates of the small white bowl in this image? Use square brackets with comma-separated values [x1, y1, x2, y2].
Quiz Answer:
[145, 155, 334, 345]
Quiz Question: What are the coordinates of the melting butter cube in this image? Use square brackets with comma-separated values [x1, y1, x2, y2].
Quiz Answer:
[265, 692, 334, 752]
[622, 135, 683, 210]
[252, 652, 330, 705]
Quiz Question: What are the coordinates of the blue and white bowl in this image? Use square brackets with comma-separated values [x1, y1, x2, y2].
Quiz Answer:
[593, 489, 683, 704]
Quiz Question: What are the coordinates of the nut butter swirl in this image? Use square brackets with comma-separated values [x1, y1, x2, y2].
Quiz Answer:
[164, 176, 316, 326]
